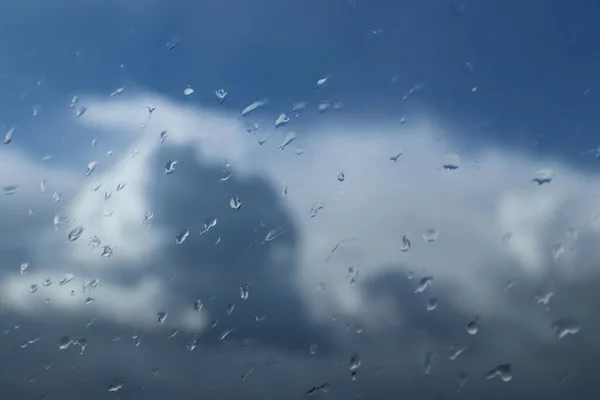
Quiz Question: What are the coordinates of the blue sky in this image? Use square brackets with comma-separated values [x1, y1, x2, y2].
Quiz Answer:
[1, 0, 600, 399]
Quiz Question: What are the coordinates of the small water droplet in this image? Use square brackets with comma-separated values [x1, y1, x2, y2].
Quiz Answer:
[241, 99, 269, 116]
[275, 113, 290, 128]
[415, 276, 433, 293]
[337, 172, 345, 182]
[176, 229, 190, 244]
[309, 343, 319, 355]
[165, 160, 177, 175]
[183, 86, 194, 96]
[215, 89, 228, 103]
[400, 235, 411, 252]
[277, 132, 296, 150]
[100, 245, 114, 258]
[467, 316, 479, 335]
[157, 311, 167, 324]
[422, 229, 439, 243]
[262, 227, 283, 243]
[485, 364, 513, 382]
[199, 216, 217, 235]
[20, 262, 29, 275]
[226, 301, 235, 315]
[240, 284, 249, 300]
[229, 196, 242, 211]
[427, 298, 439, 311]
[219, 328, 235, 341]
[107, 380, 124, 392]
[532, 168, 555, 185]
[68, 226, 84, 242]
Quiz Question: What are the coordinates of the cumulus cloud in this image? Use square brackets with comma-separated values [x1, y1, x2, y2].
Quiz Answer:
[1, 94, 600, 396]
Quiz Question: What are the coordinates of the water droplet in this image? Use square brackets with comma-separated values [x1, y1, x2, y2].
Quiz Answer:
[532, 168, 555, 185]
[58, 336, 72, 350]
[76, 106, 87, 118]
[400, 235, 411, 252]
[333, 101, 344, 111]
[305, 383, 331, 395]
[427, 298, 439, 311]
[199, 216, 217, 235]
[229, 196, 242, 211]
[107, 380, 124, 392]
[183, 86, 194, 96]
[442, 154, 460, 170]
[241, 367, 254, 381]
[143, 212, 154, 224]
[219, 328, 236, 341]
[186, 333, 197, 351]
[176, 229, 190, 244]
[215, 89, 227, 103]
[310, 202, 324, 218]
[262, 227, 283, 243]
[318, 101, 331, 113]
[415, 276, 433, 293]
[552, 318, 581, 339]
[349, 352, 361, 380]
[104, 191, 112, 200]
[157, 312, 167, 324]
[147, 104, 156, 114]
[240, 284, 249, 300]
[255, 314, 267, 322]
[3, 127, 14, 144]
[241, 99, 269, 116]
[277, 132, 296, 150]
[30, 284, 39, 293]
[193, 299, 204, 312]
[275, 113, 290, 128]
[535, 290, 554, 305]
[485, 364, 513, 382]
[20, 262, 29, 274]
[316, 77, 328, 88]
[164, 160, 177, 175]
[84, 161, 97, 177]
[52, 192, 61, 203]
[68, 226, 84, 242]
[168, 329, 179, 339]
[116, 182, 126, 192]
[92, 183, 101, 191]
[69, 96, 78, 108]
[101, 245, 114, 258]
[552, 244, 564, 261]
[337, 172, 345, 182]
[422, 228, 439, 243]
[84, 297, 94, 305]
[3, 185, 19, 195]
[292, 101, 308, 117]
[309, 343, 319, 355]
[449, 345, 468, 361]
[59, 274, 74, 286]
[110, 87, 124, 97]
[226, 301, 235, 315]
[467, 316, 479, 335]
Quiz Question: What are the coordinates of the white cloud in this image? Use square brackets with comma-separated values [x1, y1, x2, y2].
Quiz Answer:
[2, 93, 599, 348]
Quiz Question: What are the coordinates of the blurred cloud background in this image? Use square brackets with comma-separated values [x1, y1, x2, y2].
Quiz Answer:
[1, 0, 600, 399]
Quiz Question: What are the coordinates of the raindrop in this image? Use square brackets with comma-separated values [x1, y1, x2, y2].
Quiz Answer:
[52, 192, 61, 202]
[157, 312, 167, 324]
[306, 383, 331, 395]
[310, 202, 324, 218]
[193, 299, 203, 312]
[349, 352, 361, 380]
[427, 298, 439, 311]
[333, 101, 344, 111]
[143, 212, 154, 224]
[318, 101, 331, 113]
[337, 172, 345, 182]
[240, 284, 250, 300]
[415, 276, 433, 293]
[226, 301, 235, 315]
[552, 244, 564, 261]
[110, 87, 124, 97]
[107, 380, 124, 392]
[186, 333, 197, 351]
[422, 229, 439, 243]
[59, 274, 74, 286]
[58, 336, 72, 350]
[551, 318, 581, 339]
[219, 328, 236, 341]
[292, 101, 308, 117]
[105, 191, 112, 200]
[277, 132, 296, 150]
[3, 185, 19, 195]
[532, 168, 555, 185]
[3, 127, 14, 144]
[241, 99, 269, 116]
[68, 226, 84, 242]
[442, 154, 460, 170]
[76, 106, 87, 118]
[69, 96, 78, 108]
[215, 89, 227, 103]
[85, 161, 97, 177]
[92, 183, 101, 191]
[449, 345, 468, 361]
[275, 113, 290, 128]
[390, 151, 403, 162]
[485, 364, 513, 382]
[30, 284, 39, 293]
[183, 86, 194, 96]
[255, 314, 267, 322]
[147, 104, 156, 114]
[467, 316, 479, 335]
[84, 297, 94, 305]
[199, 216, 217, 235]
[165, 160, 177, 175]
[116, 182, 126, 192]
[20, 262, 29, 274]
[229, 196, 242, 211]
[400, 235, 411, 252]
[241, 368, 254, 381]
[262, 227, 283, 243]
[176, 229, 190, 244]
[101, 245, 114, 258]
[160, 130, 168, 144]
[316, 77, 328, 88]
[309, 343, 319, 355]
